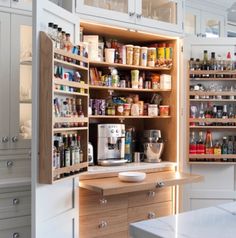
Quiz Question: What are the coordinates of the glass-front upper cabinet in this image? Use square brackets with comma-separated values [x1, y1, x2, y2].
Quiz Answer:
[76, 0, 136, 23]
[184, 7, 201, 36]
[11, 0, 32, 11]
[10, 14, 32, 149]
[0, 0, 10, 7]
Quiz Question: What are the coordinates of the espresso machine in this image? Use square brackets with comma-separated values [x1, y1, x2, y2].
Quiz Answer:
[142, 130, 164, 163]
[97, 124, 126, 166]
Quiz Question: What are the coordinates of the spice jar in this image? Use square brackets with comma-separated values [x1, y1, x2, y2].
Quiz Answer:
[159, 105, 170, 116]
[116, 104, 124, 115]
[148, 104, 158, 116]
[123, 103, 131, 116]
[147, 47, 156, 67]
[126, 44, 134, 65]
[151, 74, 160, 89]
[140, 47, 148, 67]
[133, 46, 140, 66]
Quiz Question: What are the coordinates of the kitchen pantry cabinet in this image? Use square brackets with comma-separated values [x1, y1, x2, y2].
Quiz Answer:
[76, 0, 184, 34]
[0, 13, 32, 150]
[0, 0, 32, 11]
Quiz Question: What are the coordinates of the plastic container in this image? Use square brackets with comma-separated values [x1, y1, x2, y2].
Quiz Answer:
[148, 104, 158, 116]
[133, 46, 140, 66]
[160, 74, 171, 90]
[159, 105, 170, 116]
[105, 48, 115, 63]
[131, 70, 139, 89]
[123, 103, 131, 116]
[147, 47, 156, 67]
[126, 44, 134, 65]
[140, 46, 148, 67]
[116, 104, 124, 115]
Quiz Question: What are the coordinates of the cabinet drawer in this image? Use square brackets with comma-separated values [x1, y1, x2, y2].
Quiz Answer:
[0, 154, 30, 179]
[128, 201, 173, 223]
[80, 209, 128, 238]
[0, 191, 30, 219]
[128, 187, 172, 208]
[79, 188, 128, 216]
[0, 225, 30, 238]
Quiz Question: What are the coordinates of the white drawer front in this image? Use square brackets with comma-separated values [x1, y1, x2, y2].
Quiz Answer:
[0, 225, 31, 238]
[0, 191, 30, 219]
[0, 154, 30, 179]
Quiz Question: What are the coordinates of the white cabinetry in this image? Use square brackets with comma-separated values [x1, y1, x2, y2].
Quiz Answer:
[0, 0, 10, 7]
[0, 0, 32, 11]
[76, 0, 184, 34]
[0, 12, 32, 150]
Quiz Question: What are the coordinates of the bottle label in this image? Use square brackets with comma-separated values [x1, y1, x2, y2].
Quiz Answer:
[189, 144, 197, 154]
[71, 150, 75, 165]
[214, 148, 221, 155]
[65, 151, 70, 167]
[197, 144, 205, 154]
[74, 150, 80, 164]
[205, 148, 214, 154]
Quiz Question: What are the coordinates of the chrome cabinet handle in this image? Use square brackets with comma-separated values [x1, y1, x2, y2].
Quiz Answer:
[148, 212, 156, 219]
[13, 198, 20, 205]
[136, 14, 142, 19]
[156, 181, 165, 188]
[13, 233, 20, 238]
[7, 160, 14, 168]
[148, 191, 156, 197]
[129, 12, 135, 16]
[12, 136, 18, 142]
[99, 198, 107, 205]
[98, 221, 108, 229]
[2, 136, 9, 143]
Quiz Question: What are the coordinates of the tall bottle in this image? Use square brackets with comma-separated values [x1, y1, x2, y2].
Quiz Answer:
[77, 98, 85, 126]
[189, 131, 197, 154]
[189, 58, 195, 78]
[222, 137, 228, 154]
[222, 105, 228, 126]
[199, 103, 205, 126]
[197, 131, 205, 154]
[64, 134, 71, 168]
[205, 102, 212, 126]
[233, 136, 236, 154]
[228, 104, 235, 126]
[228, 136, 234, 154]
[70, 134, 75, 167]
[58, 134, 65, 168]
[212, 105, 217, 126]
[226, 52, 233, 71]
[53, 139, 60, 179]
[48, 22, 54, 38]
[202, 50, 210, 78]
[77, 135, 83, 164]
[210, 52, 217, 78]
[205, 131, 214, 154]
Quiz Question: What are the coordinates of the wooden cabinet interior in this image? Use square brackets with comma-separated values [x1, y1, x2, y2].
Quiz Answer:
[81, 22, 178, 164]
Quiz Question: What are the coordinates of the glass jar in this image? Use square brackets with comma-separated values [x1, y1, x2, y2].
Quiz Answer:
[126, 44, 134, 65]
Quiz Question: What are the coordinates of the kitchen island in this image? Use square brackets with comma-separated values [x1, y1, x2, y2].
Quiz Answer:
[130, 202, 236, 238]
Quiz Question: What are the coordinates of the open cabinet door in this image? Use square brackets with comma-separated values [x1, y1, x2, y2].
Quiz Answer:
[180, 37, 236, 212]
[32, 1, 80, 238]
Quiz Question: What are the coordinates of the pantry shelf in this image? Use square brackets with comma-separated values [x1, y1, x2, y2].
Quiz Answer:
[189, 91, 236, 96]
[189, 154, 236, 159]
[54, 78, 89, 90]
[190, 78, 236, 81]
[189, 118, 236, 123]
[188, 161, 236, 165]
[89, 60, 171, 71]
[189, 126, 236, 129]
[89, 115, 171, 119]
[53, 127, 88, 132]
[190, 99, 236, 102]
[54, 58, 88, 71]
[189, 70, 236, 75]
[54, 117, 89, 124]
[54, 89, 88, 97]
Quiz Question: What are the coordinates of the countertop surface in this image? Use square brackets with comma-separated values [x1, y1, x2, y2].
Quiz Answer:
[130, 202, 236, 238]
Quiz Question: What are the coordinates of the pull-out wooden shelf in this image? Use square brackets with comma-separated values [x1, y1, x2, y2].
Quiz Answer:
[79, 171, 203, 196]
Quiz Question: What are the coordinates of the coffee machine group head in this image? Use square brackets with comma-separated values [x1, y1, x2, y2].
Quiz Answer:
[97, 124, 127, 166]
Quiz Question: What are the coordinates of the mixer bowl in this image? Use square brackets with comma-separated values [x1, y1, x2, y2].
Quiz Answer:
[143, 142, 164, 163]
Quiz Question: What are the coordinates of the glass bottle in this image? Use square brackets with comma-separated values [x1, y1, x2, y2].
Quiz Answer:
[212, 105, 217, 126]
[70, 134, 75, 167]
[214, 140, 221, 155]
[205, 102, 212, 126]
[77, 135, 84, 165]
[228, 136, 234, 154]
[52, 24, 58, 48]
[56, 27, 62, 49]
[202, 50, 210, 78]
[77, 98, 85, 126]
[53, 139, 60, 179]
[197, 131, 205, 154]
[199, 102, 205, 126]
[189, 131, 197, 154]
[216, 106, 223, 126]
[217, 55, 224, 78]
[195, 58, 201, 78]
[205, 131, 214, 154]
[64, 134, 71, 169]
[233, 136, 236, 154]
[48, 22, 54, 38]
[125, 129, 133, 162]
[189, 58, 195, 78]
[222, 104, 228, 126]
[59, 134, 65, 168]
[226, 51, 233, 71]
[228, 104, 235, 126]
[72, 98, 78, 127]
[60, 31, 66, 50]
[222, 137, 228, 154]
[210, 52, 217, 78]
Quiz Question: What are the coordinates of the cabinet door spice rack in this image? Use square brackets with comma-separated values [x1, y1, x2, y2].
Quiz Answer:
[39, 32, 89, 184]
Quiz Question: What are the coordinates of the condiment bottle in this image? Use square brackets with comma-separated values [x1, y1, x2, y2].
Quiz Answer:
[205, 131, 214, 154]
[189, 131, 197, 154]
[197, 131, 205, 154]
[214, 141, 221, 155]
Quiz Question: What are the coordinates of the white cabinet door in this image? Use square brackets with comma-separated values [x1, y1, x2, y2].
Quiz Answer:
[11, 0, 32, 11]
[0, 0, 10, 7]
[76, 0, 136, 23]
[135, 0, 184, 34]
[184, 6, 201, 36]
[0, 12, 10, 150]
[10, 14, 32, 149]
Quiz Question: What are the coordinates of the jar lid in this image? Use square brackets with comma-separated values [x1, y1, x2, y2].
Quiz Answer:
[159, 105, 170, 108]
[148, 104, 158, 108]
[148, 47, 156, 50]
[141, 46, 148, 49]
[125, 44, 134, 47]
[134, 45, 140, 48]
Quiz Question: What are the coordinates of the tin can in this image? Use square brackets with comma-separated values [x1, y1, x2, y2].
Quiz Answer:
[159, 105, 170, 116]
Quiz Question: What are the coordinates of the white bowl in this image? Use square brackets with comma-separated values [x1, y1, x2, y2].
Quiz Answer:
[118, 172, 146, 182]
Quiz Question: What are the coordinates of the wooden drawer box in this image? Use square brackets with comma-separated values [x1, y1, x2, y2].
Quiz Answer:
[80, 209, 128, 238]
[128, 201, 173, 223]
[128, 187, 172, 208]
[0, 154, 31, 180]
[0, 216, 31, 238]
[79, 188, 128, 216]
[0, 191, 31, 219]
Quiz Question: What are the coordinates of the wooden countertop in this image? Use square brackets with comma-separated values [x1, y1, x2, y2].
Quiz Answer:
[79, 171, 203, 196]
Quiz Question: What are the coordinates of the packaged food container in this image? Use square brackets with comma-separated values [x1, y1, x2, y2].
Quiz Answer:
[140, 46, 148, 67]
[116, 104, 124, 115]
[159, 105, 170, 116]
[131, 103, 140, 116]
[126, 44, 134, 65]
[105, 48, 115, 63]
[147, 47, 156, 67]
[151, 74, 160, 89]
[131, 70, 139, 89]
[160, 74, 171, 90]
[138, 101, 144, 115]
[123, 103, 131, 116]
[133, 46, 140, 66]
[148, 104, 158, 116]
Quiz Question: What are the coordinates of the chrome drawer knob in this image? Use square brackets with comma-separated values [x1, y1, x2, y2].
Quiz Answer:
[148, 191, 156, 197]
[13, 198, 20, 205]
[7, 160, 13, 168]
[98, 221, 108, 229]
[156, 181, 165, 188]
[148, 212, 156, 219]
[12, 136, 18, 143]
[136, 14, 142, 19]
[13, 233, 20, 238]
[2, 136, 9, 143]
[99, 198, 107, 205]
[129, 12, 135, 17]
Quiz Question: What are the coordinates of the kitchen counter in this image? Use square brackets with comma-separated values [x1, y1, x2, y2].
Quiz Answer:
[79, 162, 177, 180]
[130, 202, 236, 238]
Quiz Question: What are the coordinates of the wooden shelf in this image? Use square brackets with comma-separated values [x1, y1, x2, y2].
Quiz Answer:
[189, 118, 235, 123]
[190, 77, 236, 81]
[190, 99, 236, 102]
[54, 58, 88, 71]
[190, 126, 236, 129]
[189, 91, 236, 96]
[54, 117, 88, 123]
[189, 154, 236, 159]
[89, 115, 171, 119]
[54, 89, 88, 97]
[89, 60, 171, 71]
[189, 70, 236, 75]
[54, 48, 88, 63]
[53, 127, 88, 132]
[54, 78, 89, 89]
[189, 161, 236, 165]
[89, 85, 171, 92]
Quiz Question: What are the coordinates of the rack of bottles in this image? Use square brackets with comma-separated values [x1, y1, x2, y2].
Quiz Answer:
[39, 31, 89, 184]
[188, 50, 236, 164]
